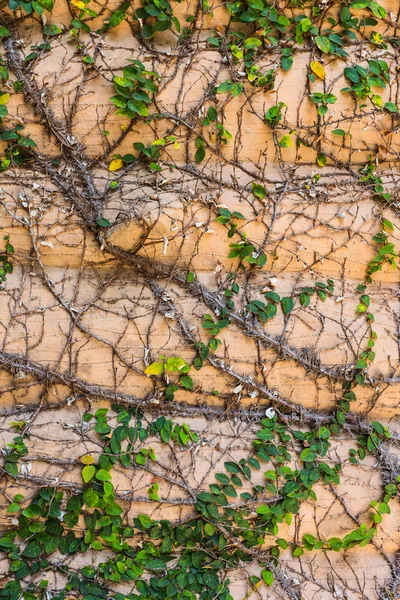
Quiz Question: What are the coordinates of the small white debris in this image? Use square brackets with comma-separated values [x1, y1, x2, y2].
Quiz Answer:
[195, 222, 204, 228]
[265, 407, 276, 419]
[20, 462, 32, 476]
[40, 240, 53, 248]
[232, 384, 243, 394]
[269, 277, 278, 287]
[14, 371, 27, 380]
[335, 296, 344, 302]
[163, 236, 169, 255]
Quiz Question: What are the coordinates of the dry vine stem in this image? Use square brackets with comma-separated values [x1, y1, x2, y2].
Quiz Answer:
[0, 1, 400, 600]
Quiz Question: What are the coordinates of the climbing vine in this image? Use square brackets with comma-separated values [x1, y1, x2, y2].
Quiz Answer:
[0, 0, 400, 599]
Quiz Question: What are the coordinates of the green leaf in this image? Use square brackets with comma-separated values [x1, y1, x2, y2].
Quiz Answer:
[252, 183, 266, 199]
[180, 374, 193, 390]
[261, 570, 274, 586]
[204, 523, 216, 535]
[332, 129, 345, 136]
[371, 421, 384, 434]
[5, 462, 18, 476]
[281, 297, 294, 315]
[384, 101, 398, 113]
[315, 35, 330, 53]
[127, 100, 148, 117]
[145, 361, 164, 375]
[37, 0, 54, 10]
[265, 303, 277, 320]
[195, 147, 206, 163]
[96, 469, 112, 481]
[96, 218, 110, 227]
[22, 541, 42, 558]
[164, 356, 187, 371]
[207, 106, 217, 121]
[83, 488, 99, 508]
[244, 37, 262, 49]
[344, 67, 360, 83]
[281, 56, 293, 72]
[82, 465, 95, 483]
[300, 292, 310, 307]
[303, 533, 316, 546]
[264, 291, 280, 303]
[279, 135, 292, 148]
[300, 447, 316, 462]
[216, 80, 233, 94]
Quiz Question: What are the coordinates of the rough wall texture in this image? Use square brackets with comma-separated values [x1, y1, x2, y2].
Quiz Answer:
[0, 1, 400, 599]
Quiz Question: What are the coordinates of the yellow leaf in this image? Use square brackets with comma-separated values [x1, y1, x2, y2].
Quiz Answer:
[81, 454, 95, 465]
[109, 158, 123, 172]
[310, 61, 325, 80]
[71, 0, 85, 8]
[0, 93, 10, 105]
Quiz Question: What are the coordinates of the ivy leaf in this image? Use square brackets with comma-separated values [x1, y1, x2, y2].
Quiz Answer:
[96, 469, 112, 481]
[37, 0, 54, 10]
[310, 61, 325, 80]
[82, 465, 95, 483]
[315, 35, 331, 54]
[252, 182, 266, 199]
[109, 158, 123, 172]
[261, 570, 274, 586]
[281, 297, 294, 315]
[180, 374, 193, 390]
[265, 303, 277, 319]
[281, 55, 293, 72]
[344, 67, 360, 83]
[279, 135, 292, 148]
[264, 291, 280, 303]
[22, 541, 42, 558]
[300, 447, 316, 462]
[384, 101, 398, 113]
[300, 292, 310, 307]
[244, 37, 262, 49]
[207, 106, 217, 121]
[204, 523, 216, 535]
[332, 129, 345, 136]
[195, 147, 205, 163]
[96, 218, 110, 227]
[145, 361, 164, 375]
[164, 356, 187, 371]
[5, 463, 18, 476]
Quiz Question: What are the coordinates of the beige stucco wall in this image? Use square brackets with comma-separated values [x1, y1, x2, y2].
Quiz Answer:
[0, 1, 400, 598]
